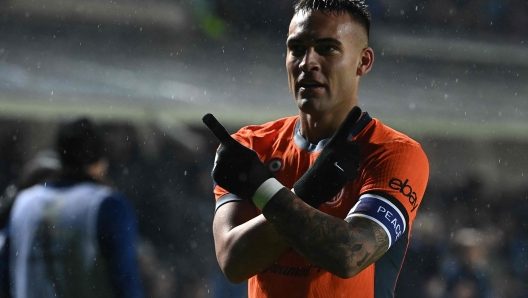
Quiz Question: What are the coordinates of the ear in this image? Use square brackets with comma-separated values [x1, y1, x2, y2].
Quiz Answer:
[357, 47, 374, 76]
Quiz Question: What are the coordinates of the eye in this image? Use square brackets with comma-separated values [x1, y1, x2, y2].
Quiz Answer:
[288, 44, 305, 56]
[326, 45, 338, 51]
[318, 44, 338, 54]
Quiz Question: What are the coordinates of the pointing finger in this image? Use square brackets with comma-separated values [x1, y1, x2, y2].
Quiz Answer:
[202, 113, 234, 145]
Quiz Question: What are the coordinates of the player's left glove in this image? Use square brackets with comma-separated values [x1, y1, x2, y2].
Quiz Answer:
[203, 113, 274, 201]
[293, 106, 362, 208]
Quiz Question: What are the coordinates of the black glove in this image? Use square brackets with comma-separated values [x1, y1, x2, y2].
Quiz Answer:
[293, 107, 362, 208]
[203, 113, 274, 201]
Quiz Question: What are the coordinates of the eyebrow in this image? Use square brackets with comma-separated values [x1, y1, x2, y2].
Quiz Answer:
[286, 37, 343, 46]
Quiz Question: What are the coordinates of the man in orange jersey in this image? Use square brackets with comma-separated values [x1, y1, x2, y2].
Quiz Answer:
[203, 1, 429, 297]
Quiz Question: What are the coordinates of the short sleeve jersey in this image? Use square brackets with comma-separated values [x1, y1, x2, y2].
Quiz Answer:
[214, 113, 429, 298]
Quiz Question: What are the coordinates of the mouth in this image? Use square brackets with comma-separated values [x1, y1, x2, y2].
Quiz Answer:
[297, 81, 326, 93]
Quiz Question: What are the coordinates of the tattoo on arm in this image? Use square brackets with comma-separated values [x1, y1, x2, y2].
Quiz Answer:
[263, 189, 390, 276]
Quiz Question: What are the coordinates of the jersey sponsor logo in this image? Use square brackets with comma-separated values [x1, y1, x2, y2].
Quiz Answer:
[388, 178, 418, 211]
[267, 158, 283, 172]
[262, 263, 311, 277]
[261, 263, 324, 277]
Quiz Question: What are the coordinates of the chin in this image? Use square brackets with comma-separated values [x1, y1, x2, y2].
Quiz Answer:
[298, 104, 324, 115]
[297, 100, 325, 115]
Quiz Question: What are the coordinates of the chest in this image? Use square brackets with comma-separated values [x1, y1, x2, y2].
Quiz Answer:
[256, 139, 360, 218]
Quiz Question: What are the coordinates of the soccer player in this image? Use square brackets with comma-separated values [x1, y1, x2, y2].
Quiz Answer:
[203, 0, 429, 297]
[1, 118, 144, 298]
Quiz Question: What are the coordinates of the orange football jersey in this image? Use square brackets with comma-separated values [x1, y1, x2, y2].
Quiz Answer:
[214, 113, 429, 298]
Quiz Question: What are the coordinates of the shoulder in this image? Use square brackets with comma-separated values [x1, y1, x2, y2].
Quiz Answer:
[98, 192, 135, 222]
[363, 119, 421, 146]
[12, 184, 49, 209]
[15, 184, 46, 197]
[236, 116, 298, 137]
[101, 191, 133, 209]
[232, 116, 299, 146]
[360, 118, 428, 164]
[358, 119, 429, 217]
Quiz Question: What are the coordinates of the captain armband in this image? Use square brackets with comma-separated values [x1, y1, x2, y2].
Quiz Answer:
[346, 193, 407, 248]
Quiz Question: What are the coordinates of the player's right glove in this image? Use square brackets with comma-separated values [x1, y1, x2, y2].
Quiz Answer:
[293, 106, 362, 208]
[203, 113, 274, 202]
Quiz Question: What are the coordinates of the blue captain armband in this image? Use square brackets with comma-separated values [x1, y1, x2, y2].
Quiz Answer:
[346, 193, 407, 248]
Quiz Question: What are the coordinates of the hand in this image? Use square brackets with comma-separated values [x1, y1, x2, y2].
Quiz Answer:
[203, 113, 274, 201]
[293, 107, 362, 208]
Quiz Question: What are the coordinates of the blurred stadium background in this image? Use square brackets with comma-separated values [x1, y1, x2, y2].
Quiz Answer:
[0, 0, 527, 297]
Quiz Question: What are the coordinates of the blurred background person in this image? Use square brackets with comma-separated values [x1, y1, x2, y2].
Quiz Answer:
[1, 118, 144, 298]
[442, 228, 494, 298]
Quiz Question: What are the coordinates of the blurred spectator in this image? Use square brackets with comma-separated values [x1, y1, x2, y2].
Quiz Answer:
[1, 117, 144, 298]
[442, 228, 493, 298]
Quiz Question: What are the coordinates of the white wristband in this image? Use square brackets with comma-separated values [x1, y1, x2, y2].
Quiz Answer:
[253, 178, 284, 210]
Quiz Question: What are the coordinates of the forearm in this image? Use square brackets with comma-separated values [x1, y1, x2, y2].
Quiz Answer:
[261, 188, 388, 278]
[214, 213, 289, 283]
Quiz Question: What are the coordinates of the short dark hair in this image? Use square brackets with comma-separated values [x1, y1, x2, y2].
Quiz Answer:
[293, 0, 371, 38]
[17, 150, 61, 190]
[55, 117, 104, 171]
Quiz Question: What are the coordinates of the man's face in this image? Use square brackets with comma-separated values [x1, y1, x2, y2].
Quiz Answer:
[286, 10, 369, 115]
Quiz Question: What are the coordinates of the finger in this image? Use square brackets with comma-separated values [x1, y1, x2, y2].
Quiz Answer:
[202, 113, 235, 145]
[331, 106, 362, 142]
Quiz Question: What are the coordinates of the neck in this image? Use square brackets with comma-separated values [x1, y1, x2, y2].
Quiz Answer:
[299, 113, 337, 144]
[299, 103, 360, 144]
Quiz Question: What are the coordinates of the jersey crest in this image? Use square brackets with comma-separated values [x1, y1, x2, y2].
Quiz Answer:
[267, 158, 283, 173]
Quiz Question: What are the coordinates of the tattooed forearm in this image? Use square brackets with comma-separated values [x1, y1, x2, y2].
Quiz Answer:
[262, 188, 390, 278]
[373, 222, 388, 245]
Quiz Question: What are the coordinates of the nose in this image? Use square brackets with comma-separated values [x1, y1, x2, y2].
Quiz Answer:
[299, 48, 320, 72]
